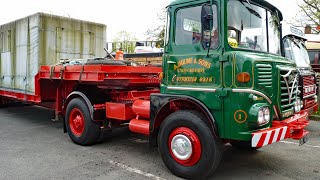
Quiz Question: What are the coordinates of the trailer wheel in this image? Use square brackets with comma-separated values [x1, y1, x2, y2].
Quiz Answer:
[65, 98, 101, 146]
[158, 110, 222, 179]
[230, 141, 259, 150]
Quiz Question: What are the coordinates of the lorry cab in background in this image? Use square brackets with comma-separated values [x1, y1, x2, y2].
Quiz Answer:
[306, 34, 320, 66]
[282, 25, 318, 115]
[305, 34, 320, 83]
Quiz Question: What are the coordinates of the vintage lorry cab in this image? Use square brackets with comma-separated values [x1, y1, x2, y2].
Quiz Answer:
[282, 25, 318, 115]
[158, 0, 309, 177]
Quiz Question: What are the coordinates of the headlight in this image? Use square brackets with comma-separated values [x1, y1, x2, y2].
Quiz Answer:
[263, 108, 270, 122]
[257, 107, 270, 125]
[315, 95, 318, 103]
[294, 99, 302, 112]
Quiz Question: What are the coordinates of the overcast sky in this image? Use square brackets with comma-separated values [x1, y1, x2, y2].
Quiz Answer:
[0, 0, 302, 41]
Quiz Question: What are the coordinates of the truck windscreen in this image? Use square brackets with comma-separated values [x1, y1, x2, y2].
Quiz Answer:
[227, 0, 281, 55]
[284, 38, 311, 68]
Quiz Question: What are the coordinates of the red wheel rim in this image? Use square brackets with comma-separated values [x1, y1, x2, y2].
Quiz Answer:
[168, 127, 202, 166]
[69, 108, 85, 137]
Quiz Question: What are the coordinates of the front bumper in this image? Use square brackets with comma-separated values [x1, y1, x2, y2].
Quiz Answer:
[300, 103, 318, 116]
[251, 112, 309, 148]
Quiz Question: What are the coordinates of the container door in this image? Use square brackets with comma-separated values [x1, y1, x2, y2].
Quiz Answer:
[1, 30, 14, 89]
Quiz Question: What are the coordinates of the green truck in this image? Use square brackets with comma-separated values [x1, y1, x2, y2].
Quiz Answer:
[0, 0, 311, 179]
[158, 0, 308, 178]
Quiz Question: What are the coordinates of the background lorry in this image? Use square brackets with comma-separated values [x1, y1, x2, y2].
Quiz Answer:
[0, 0, 311, 179]
[282, 25, 318, 114]
[305, 34, 320, 85]
[306, 34, 320, 68]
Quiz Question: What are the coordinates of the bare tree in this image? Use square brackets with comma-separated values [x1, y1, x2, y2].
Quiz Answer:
[298, 0, 320, 33]
[145, 8, 166, 47]
[112, 31, 137, 53]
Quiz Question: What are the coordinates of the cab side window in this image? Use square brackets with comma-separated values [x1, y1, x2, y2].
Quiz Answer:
[175, 5, 218, 49]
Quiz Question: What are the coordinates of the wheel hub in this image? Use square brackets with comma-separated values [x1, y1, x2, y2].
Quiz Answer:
[74, 116, 83, 128]
[69, 108, 85, 137]
[171, 134, 193, 161]
[168, 127, 202, 166]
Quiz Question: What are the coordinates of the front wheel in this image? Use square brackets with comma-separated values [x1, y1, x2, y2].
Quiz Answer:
[65, 98, 101, 146]
[158, 110, 222, 179]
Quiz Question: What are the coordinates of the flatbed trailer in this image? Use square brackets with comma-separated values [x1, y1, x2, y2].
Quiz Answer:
[0, 62, 162, 120]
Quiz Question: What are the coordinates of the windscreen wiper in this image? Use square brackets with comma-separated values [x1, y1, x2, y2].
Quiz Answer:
[239, 0, 262, 19]
[290, 38, 301, 49]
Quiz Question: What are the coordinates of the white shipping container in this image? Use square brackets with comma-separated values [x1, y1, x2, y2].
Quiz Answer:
[0, 13, 106, 93]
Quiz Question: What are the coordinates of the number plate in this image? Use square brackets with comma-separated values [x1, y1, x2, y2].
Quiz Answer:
[299, 134, 309, 146]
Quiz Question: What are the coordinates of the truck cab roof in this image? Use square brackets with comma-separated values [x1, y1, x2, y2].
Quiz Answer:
[168, 0, 282, 20]
[168, 0, 198, 6]
[282, 24, 307, 41]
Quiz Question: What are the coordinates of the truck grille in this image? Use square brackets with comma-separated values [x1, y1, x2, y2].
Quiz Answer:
[279, 69, 298, 118]
[256, 64, 272, 88]
[302, 75, 317, 108]
[302, 76, 316, 97]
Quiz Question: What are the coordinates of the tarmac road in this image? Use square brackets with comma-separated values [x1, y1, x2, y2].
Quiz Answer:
[0, 104, 319, 180]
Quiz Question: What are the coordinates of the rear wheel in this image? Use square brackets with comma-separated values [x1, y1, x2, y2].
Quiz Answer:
[65, 98, 101, 146]
[158, 110, 222, 179]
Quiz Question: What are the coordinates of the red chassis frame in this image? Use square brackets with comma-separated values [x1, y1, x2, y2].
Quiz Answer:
[0, 64, 162, 117]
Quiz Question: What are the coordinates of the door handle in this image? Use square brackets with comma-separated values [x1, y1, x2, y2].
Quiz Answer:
[167, 61, 176, 64]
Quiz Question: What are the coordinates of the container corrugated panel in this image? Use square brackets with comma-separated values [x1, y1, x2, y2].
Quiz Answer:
[0, 13, 106, 93]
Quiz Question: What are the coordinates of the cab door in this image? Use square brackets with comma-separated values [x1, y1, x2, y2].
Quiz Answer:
[164, 4, 221, 89]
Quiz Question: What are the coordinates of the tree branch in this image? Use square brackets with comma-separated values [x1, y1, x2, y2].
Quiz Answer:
[298, 0, 319, 25]
[302, 0, 320, 12]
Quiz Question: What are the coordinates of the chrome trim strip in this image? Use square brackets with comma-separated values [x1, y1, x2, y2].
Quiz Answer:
[273, 105, 280, 120]
[303, 93, 317, 99]
[232, 89, 272, 104]
[232, 89, 279, 119]
[167, 86, 216, 92]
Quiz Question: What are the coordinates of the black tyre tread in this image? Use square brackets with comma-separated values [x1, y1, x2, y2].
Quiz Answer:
[119, 60, 134, 65]
[158, 110, 222, 179]
[65, 98, 101, 146]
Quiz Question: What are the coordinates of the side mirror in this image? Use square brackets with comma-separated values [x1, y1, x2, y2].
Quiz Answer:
[201, 4, 213, 32]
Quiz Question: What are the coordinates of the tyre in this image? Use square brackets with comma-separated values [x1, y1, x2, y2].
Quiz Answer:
[158, 110, 222, 179]
[230, 141, 259, 150]
[65, 98, 101, 146]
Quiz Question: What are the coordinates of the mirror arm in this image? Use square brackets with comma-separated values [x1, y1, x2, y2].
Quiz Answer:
[207, 0, 213, 57]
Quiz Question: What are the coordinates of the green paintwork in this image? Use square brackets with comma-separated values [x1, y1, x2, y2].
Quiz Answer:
[161, 0, 297, 141]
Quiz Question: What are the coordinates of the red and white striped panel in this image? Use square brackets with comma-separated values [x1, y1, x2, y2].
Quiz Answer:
[252, 126, 288, 148]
